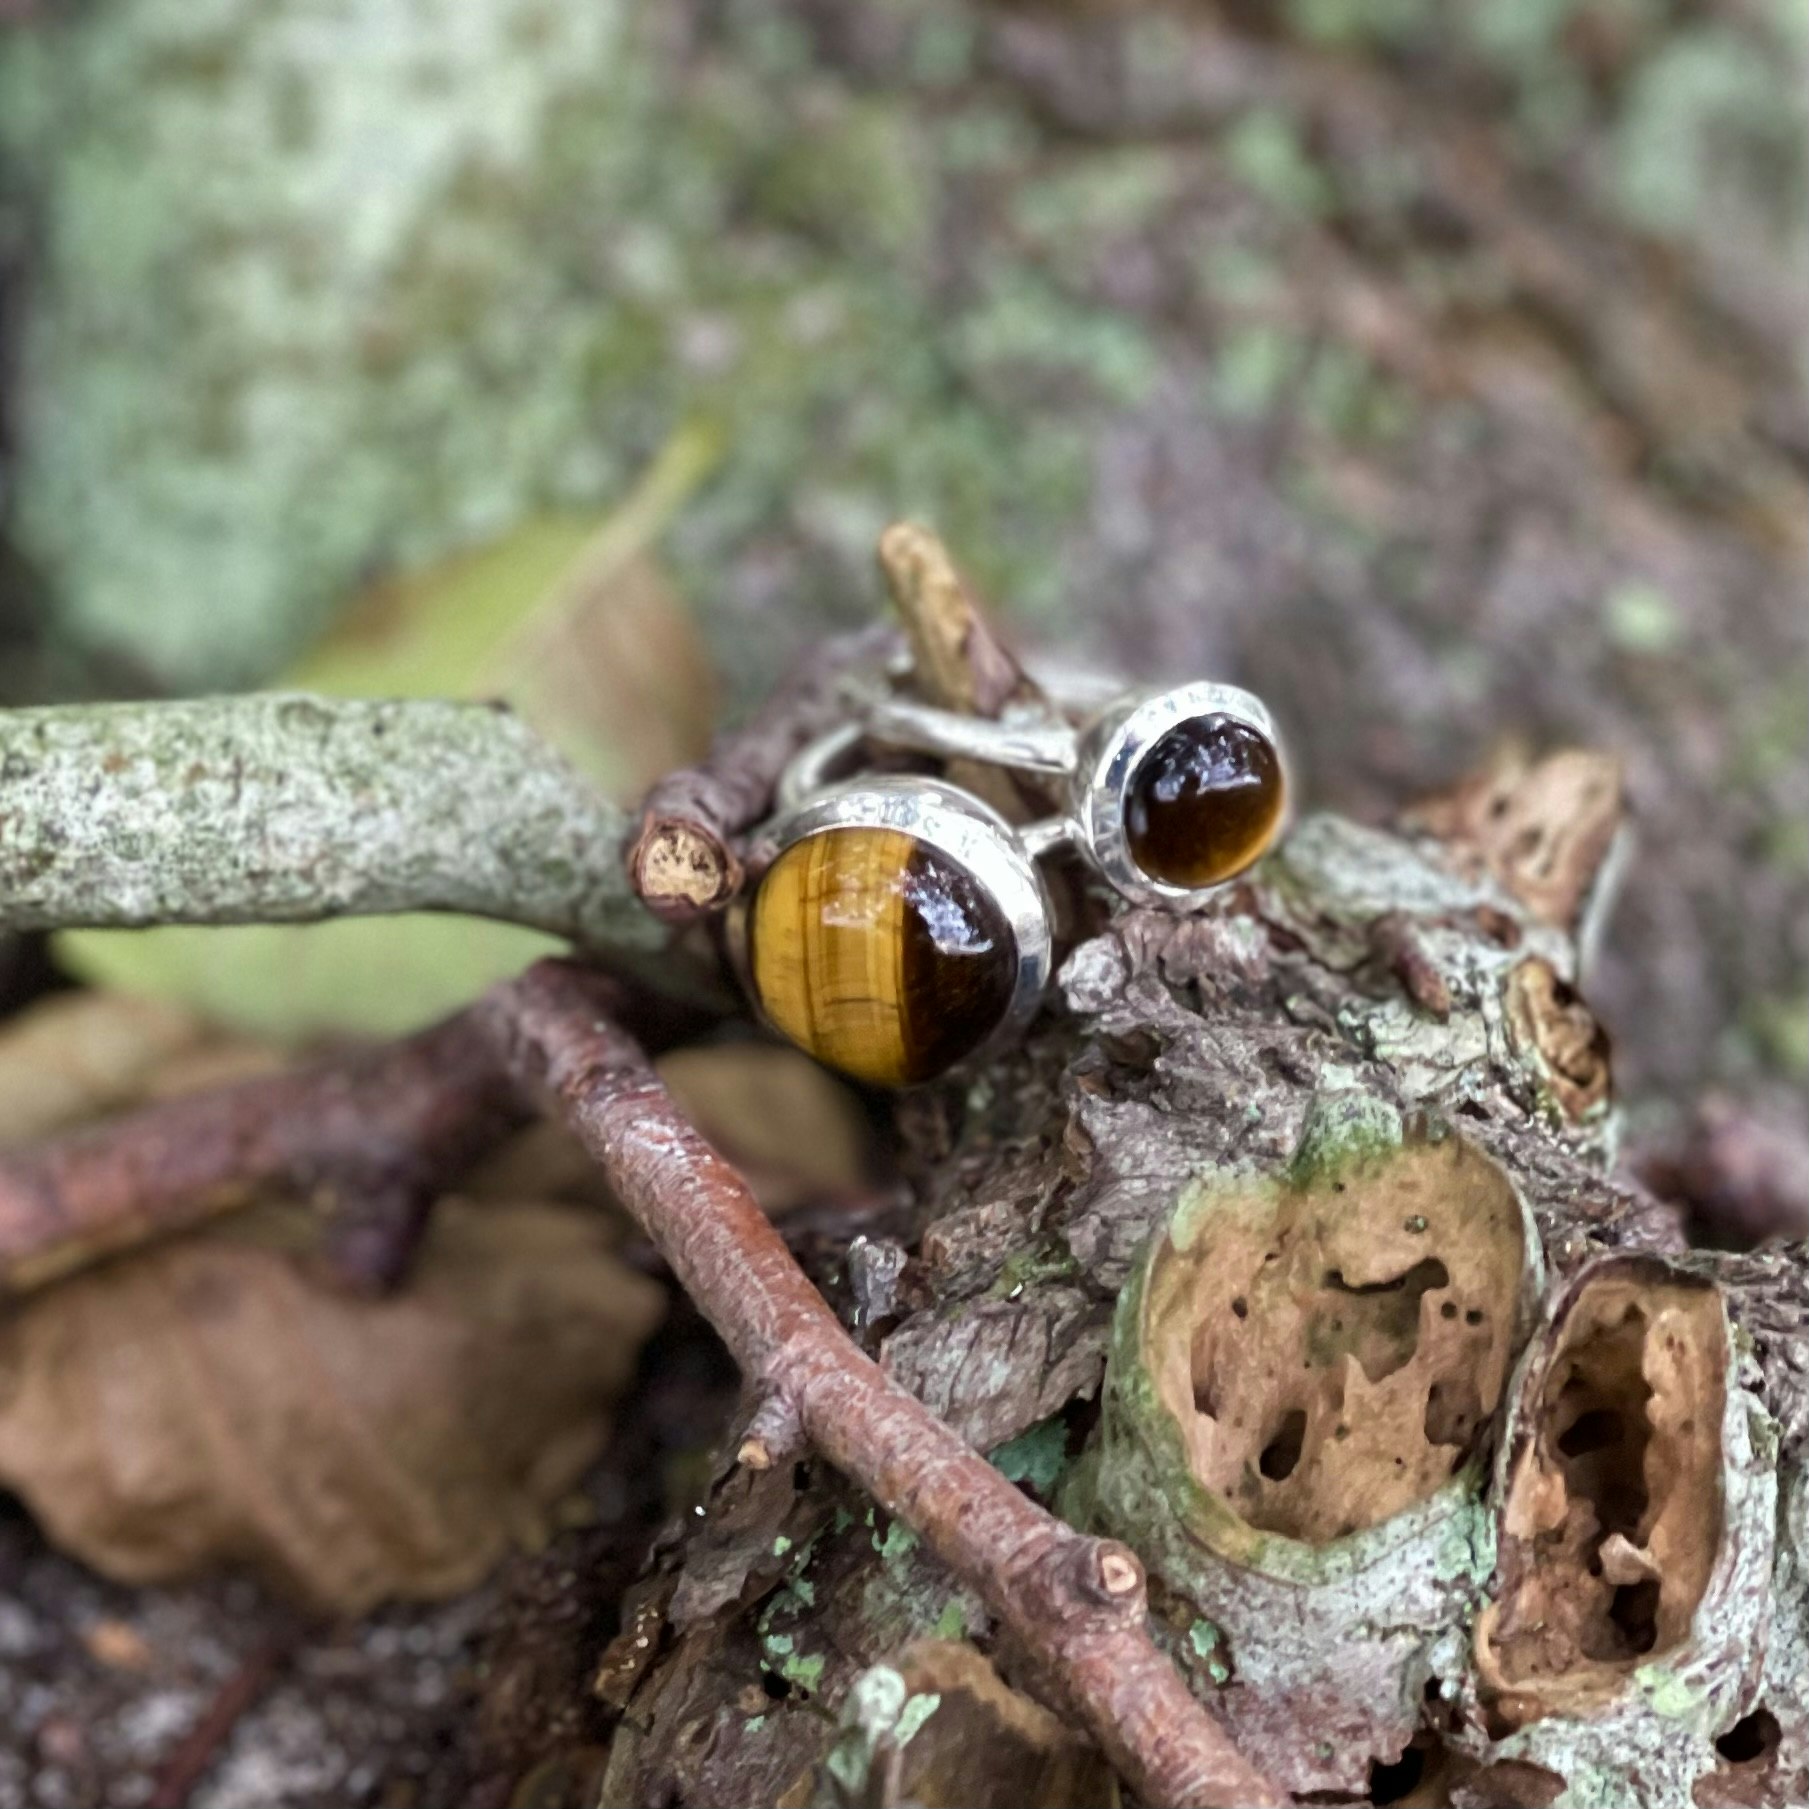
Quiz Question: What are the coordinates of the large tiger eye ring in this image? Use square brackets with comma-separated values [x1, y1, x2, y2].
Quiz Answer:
[852, 680, 1289, 907]
[737, 777, 1052, 1087]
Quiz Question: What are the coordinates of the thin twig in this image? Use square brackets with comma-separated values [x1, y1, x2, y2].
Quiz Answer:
[626, 625, 901, 922]
[0, 694, 662, 958]
[0, 975, 716, 1295]
[875, 521, 1054, 819]
[875, 521, 1040, 720]
[147, 1638, 290, 1809]
[0, 1011, 524, 1295]
[482, 958, 1283, 1809]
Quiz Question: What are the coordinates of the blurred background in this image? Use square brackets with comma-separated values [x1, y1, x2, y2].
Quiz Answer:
[0, 3, 1804, 1801]
[1, 0, 1804, 1110]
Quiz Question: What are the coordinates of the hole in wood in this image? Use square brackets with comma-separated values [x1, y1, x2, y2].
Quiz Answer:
[1716, 1708, 1780, 1766]
[1259, 1409, 1307, 1481]
[1367, 1741, 1427, 1805]
[1478, 1264, 1726, 1726]
[1143, 1128, 1527, 1543]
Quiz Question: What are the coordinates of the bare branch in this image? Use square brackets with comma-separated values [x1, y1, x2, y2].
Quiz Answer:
[0, 1011, 524, 1295]
[0, 968, 717, 1295]
[0, 694, 661, 955]
[482, 958, 1283, 1809]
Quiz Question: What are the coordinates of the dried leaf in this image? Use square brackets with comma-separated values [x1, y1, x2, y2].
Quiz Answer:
[655, 1045, 872, 1214]
[460, 1045, 874, 1225]
[889, 1641, 1115, 1809]
[0, 1200, 664, 1614]
[0, 992, 212, 1147]
[54, 429, 719, 1043]
[56, 916, 565, 1047]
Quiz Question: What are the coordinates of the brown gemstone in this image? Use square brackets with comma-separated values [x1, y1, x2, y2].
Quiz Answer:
[1123, 715, 1285, 888]
[748, 827, 1017, 1087]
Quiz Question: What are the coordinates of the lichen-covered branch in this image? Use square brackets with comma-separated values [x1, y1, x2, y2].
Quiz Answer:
[481, 958, 1282, 1809]
[0, 694, 660, 955]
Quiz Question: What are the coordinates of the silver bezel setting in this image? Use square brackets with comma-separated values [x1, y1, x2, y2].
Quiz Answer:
[1071, 681, 1288, 906]
[738, 775, 1054, 1081]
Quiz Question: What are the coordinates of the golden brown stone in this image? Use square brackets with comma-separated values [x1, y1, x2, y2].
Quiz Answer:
[1124, 715, 1285, 889]
[748, 827, 1016, 1087]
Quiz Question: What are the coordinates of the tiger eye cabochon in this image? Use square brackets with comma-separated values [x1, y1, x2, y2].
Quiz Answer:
[1123, 714, 1286, 889]
[748, 827, 1017, 1087]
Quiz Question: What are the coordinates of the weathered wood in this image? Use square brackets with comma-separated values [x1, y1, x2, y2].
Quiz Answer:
[603, 785, 1808, 1808]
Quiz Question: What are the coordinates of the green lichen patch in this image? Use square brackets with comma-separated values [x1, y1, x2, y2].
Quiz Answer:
[987, 1415, 1070, 1497]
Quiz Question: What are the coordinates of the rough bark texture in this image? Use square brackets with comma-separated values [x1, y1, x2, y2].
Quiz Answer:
[604, 786, 1809, 1808]
[0, 695, 658, 953]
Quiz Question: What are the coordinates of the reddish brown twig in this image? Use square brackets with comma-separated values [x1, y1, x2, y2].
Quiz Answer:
[147, 1638, 289, 1809]
[481, 959, 1282, 1809]
[625, 624, 901, 923]
[0, 970, 718, 1295]
[0, 1011, 525, 1296]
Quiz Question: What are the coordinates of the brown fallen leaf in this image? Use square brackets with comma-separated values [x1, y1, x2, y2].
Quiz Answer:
[0, 1199, 664, 1615]
[656, 1044, 873, 1214]
[0, 992, 213, 1147]
[462, 1044, 875, 1224]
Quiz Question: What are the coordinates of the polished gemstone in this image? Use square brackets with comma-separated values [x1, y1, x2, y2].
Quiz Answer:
[749, 827, 1016, 1087]
[1124, 715, 1285, 888]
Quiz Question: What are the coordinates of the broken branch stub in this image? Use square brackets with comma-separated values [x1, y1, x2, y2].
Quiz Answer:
[1479, 1264, 1727, 1722]
[1094, 1099, 1540, 1796]
[1505, 956, 1614, 1125]
[626, 624, 903, 921]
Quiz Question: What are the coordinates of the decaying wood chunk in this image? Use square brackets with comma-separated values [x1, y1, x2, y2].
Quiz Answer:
[1403, 747, 1627, 954]
[603, 758, 1806, 1806]
[1137, 1121, 1530, 1544]
[1479, 1265, 1728, 1722]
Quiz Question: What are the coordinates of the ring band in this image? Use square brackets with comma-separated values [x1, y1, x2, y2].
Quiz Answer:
[781, 679, 1289, 907]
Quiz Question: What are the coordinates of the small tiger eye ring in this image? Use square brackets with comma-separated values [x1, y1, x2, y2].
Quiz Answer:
[844, 680, 1290, 907]
[734, 777, 1052, 1088]
[1070, 681, 1288, 904]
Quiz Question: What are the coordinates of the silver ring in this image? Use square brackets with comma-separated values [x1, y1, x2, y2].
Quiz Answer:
[732, 775, 1053, 1088]
[796, 680, 1290, 907]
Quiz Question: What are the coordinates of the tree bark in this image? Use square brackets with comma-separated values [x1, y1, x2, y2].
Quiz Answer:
[600, 783, 1809, 1808]
[0, 695, 658, 954]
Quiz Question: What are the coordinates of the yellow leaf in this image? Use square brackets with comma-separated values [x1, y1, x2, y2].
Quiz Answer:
[58, 916, 563, 1044]
[54, 423, 721, 1040]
